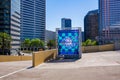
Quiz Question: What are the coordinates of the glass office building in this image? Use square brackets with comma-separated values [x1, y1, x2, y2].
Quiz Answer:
[21, 0, 46, 41]
[0, 0, 21, 49]
[61, 18, 72, 29]
[84, 10, 99, 41]
[99, 0, 120, 43]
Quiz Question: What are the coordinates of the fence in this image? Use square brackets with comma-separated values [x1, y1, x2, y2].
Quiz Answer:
[0, 56, 32, 62]
[82, 44, 114, 53]
[33, 49, 57, 67]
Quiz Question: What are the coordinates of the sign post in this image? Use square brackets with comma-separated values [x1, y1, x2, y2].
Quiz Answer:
[56, 27, 82, 59]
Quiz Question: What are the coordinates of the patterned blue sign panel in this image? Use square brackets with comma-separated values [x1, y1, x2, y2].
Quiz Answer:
[58, 30, 79, 55]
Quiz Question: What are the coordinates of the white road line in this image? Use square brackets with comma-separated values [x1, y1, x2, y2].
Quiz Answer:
[0, 68, 26, 79]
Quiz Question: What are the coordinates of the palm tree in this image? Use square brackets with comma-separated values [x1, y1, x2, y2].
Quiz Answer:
[0, 32, 11, 55]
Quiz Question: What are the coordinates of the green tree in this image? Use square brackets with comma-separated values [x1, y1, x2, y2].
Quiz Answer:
[82, 42, 86, 46]
[39, 40, 44, 48]
[31, 38, 40, 47]
[91, 40, 97, 46]
[82, 39, 97, 46]
[47, 40, 56, 49]
[23, 38, 31, 50]
[86, 39, 92, 46]
[0, 32, 11, 55]
[30, 38, 44, 50]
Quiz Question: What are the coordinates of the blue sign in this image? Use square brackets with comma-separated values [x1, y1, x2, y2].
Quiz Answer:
[58, 30, 79, 55]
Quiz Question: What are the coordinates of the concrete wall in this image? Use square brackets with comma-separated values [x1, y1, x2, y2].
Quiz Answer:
[33, 49, 57, 67]
[82, 44, 114, 53]
[32, 44, 114, 67]
[0, 56, 32, 62]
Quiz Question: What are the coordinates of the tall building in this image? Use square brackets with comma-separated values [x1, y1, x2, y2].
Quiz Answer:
[82, 32, 84, 42]
[84, 10, 99, 41]
[21, 0, 46, 41]
[61, 18, 72, 28]
[45, 30, 56, 42]
[0, 0, 21, 49]
[99, 0, 120, 43]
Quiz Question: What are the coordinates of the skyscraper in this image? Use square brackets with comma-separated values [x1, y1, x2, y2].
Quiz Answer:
[0, 0, 21, 50]
[45, 30, 56, 42]
[61, 18, 72, 28]
[21, 0, 46, 41]
[99, 0, 120, 43]
[84, 10, 99, 41]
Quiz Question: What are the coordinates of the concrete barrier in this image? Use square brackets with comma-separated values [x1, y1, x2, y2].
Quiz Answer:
[32, 44, 114, 67]
[99, 44, 114, 51]
[82, 44, 114, 53]
[33, 49, 57, 67]
[0, 56, 32, 62]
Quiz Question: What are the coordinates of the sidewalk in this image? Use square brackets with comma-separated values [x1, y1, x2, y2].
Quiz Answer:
[0, 61, 32, 78]
[0, 51, 120, 80]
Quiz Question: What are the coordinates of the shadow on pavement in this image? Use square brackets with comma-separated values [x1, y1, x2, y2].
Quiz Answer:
[27, 66, 34, 69]
[46, 58, 79, 63]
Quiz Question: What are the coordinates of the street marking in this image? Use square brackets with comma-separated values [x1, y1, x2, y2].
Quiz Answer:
[0, 68, 26, 79]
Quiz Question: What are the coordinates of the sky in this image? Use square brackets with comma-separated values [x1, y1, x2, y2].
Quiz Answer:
[46, 0, 98, 31]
